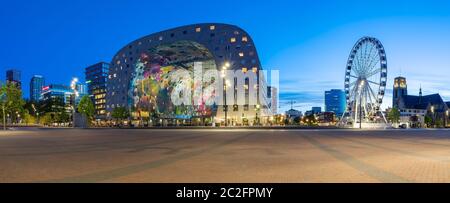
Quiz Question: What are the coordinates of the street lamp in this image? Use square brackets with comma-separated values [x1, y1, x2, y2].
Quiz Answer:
[71, 78, 79, 128]
[0, 92, 6, 131]
[358, 80, 365, 129]
[222, 61, 230, 127]
[255, 104, 261, 126]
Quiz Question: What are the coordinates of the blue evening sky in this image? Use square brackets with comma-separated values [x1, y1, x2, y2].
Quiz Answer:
[1, 0, 450, 113]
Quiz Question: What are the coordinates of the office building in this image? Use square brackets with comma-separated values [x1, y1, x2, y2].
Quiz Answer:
[325, 89, 346, 117]
[6, 69, 21, 88]
[30, 75, 45, 102]
[85, 62, 109, 120]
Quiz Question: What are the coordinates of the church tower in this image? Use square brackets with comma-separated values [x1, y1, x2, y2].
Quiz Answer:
[393, 76, 407, 108]
[419, 85, 423, 104]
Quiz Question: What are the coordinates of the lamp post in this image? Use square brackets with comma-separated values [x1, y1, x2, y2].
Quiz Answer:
[221, 62, 230, 127]
[359, 80, 364, 129]
[1, 92, 5, 131]
[2, 104, 5, 131]
[70, 78, 79, 128]
[255, 104, 260, 126]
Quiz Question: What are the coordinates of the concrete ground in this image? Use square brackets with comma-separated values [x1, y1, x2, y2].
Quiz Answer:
[0, 128, 449, 183]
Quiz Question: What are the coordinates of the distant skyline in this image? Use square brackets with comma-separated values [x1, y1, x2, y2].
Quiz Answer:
[1, 0, 450, 113]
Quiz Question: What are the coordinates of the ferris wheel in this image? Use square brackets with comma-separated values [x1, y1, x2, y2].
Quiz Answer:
[340, 37, 388, 128]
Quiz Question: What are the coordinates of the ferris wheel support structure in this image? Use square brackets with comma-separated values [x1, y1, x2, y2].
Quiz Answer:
[339, 37, 389, 128]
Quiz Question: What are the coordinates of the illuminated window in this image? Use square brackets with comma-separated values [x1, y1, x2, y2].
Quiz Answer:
[252, 67, 258, 73]
[196, 27, 201, 32]
[210, 25, 215, 30]
[234, 31, 240, 35]
[242, 67, 248, 73]
[159, 36, 163, 41]
[239, 52, 244, 57]
[242, 36, 248, 42]
[116, 60, 121, 65]
[230, 38, 236, 43]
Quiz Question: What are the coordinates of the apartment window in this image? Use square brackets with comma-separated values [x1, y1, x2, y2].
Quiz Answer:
[230, 38, 236, 43]
[242, 36, 248, 42]
[210, 25, 215, 30]
[196, 27, 201, 32]
[242, 67, 248, 73]
[183, 30, 187, 35]
[252, 67, 258, 73]
[159, 36, 163, 41]
[170, 33, 175, 37]
[239, 52, 244, 57]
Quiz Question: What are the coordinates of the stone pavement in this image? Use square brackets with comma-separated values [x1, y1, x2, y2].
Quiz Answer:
[0, 128, 449, 183]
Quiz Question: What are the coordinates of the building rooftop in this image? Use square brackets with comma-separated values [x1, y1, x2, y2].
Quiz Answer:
[403, 94, 444, 110]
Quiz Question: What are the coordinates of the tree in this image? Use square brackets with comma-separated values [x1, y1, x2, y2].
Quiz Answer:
[435, 119, 443, 128]
[57, 111, 70, 123]
[77, 95, 95, 122]
[388, 108, 401, 124]
[40, 113, 54, 126]
[22, 111, 36, 125]
[302, 114, 317, 126]
[0, 84, 25, 125]
[112, 107, 130, 123]
[0, 85, 6, 130]
[293, 116, 302, 125]
[424, 115, 433, 128]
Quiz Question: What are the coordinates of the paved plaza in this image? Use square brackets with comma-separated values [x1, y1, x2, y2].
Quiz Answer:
[0, 128, 449, 183]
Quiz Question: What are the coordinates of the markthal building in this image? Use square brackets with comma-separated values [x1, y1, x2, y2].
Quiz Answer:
[106, 23, 273, 126]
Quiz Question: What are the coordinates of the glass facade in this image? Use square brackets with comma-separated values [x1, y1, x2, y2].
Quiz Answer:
[42, 84, 73, 102]
[30, 75, 45, 102]
[325, 89, 346, 117]
[6, 69, 21, 88]
[85, 62, 109, 119]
